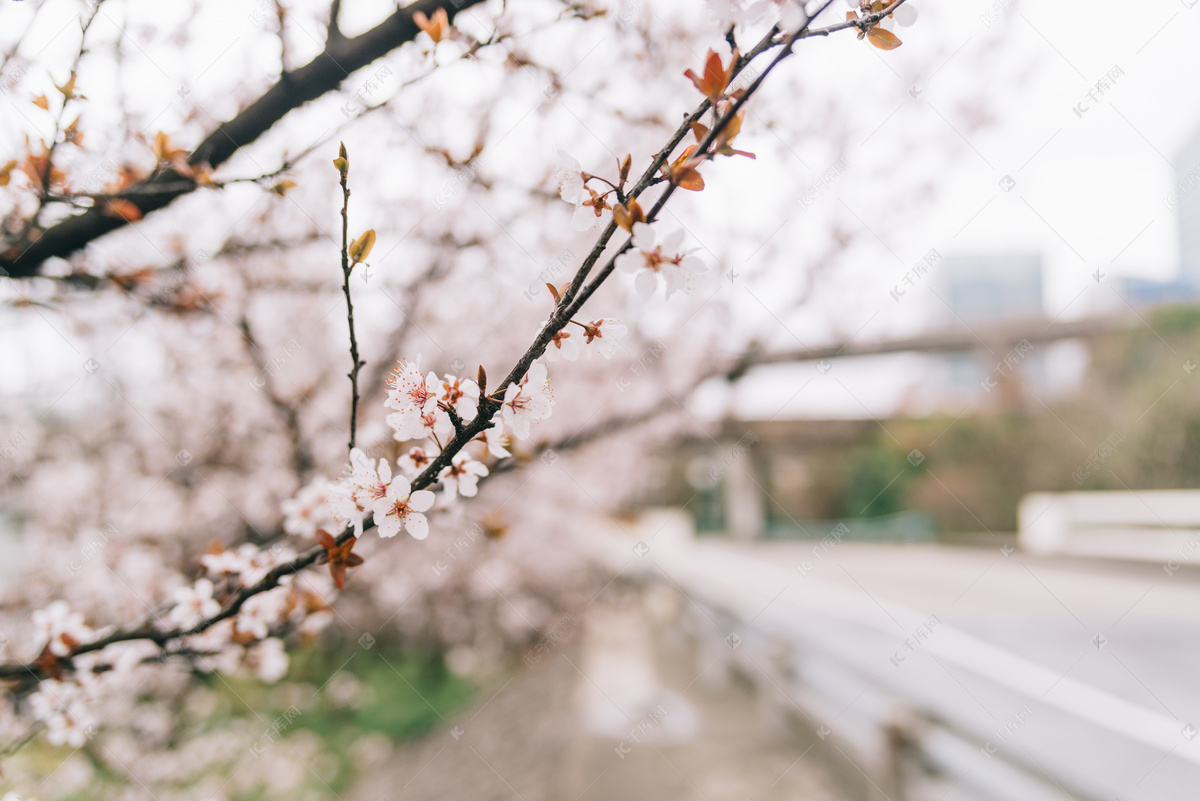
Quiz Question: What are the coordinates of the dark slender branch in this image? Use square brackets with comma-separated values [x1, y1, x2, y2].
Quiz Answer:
[237, 314, 314, 477]
[16, 3, 104, 245]
[327, 0, 344, 44]
[0, 0, 488, 279]
[338, 157, 363, 453]
[444, 405, 467, 440]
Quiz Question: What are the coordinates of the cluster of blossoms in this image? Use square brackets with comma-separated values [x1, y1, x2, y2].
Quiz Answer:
[20, 544, 334, 748]
[280, 314, 630, 556]
[553, 150, 708, 300]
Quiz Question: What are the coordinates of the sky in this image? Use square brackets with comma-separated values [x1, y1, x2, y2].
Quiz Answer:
[4, 0, 1200, 418]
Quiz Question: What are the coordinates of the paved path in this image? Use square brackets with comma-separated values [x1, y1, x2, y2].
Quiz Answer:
[348, 595, 845, 801]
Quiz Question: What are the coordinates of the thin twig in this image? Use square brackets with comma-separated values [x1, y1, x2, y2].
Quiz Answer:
[338, 154, 363, 454]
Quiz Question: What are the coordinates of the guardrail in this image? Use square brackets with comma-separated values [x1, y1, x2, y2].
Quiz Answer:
[1019, 489, 1200, 563]
[593, 520, 1200, 800]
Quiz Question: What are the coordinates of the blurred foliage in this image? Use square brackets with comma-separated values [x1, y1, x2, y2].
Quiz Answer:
[668, 306, 1200, 535]
[281, 647, 474, 744]
[13, 646, 473, 801]
[903, 305, 1200, 532]
[214, 647, 474, 798]
[840, 435, 922, 519]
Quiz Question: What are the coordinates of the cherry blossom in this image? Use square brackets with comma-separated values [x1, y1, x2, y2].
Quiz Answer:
[372, 475, 437, 540]
[32, 601, 92, 657]
[28, 679, 96, 748]
[543, 323, 579, 362]
[616, 222, 706, 299]
[201, 543, 292, 587]
[235, 585, 291, 640]
[439, 453, 489, 499]
[168, 579, 221, 629]
[553, 150, 611, 231]
[553, 150, 585, 204]
[579, 318, 628, 359]
[706, 0, 770, 31]
[325, 481, 365, 538]
[390, 406, 454, 442]
[384, 358, 435, 419]
[479, 421, 511, 458]
[347, 448, 392, 509]
[385, 367, 458, 441]
[501, 361, 554, 440]
[280, 476, 338, 537]
[779, 2, 806, 30]
[437, 374, 480, 420]
[244, 637, 289, 682]
[397, 444, 436, 477]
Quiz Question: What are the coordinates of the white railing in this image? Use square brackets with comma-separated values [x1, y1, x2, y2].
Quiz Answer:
[1019, 489, 1200, 562]
[591, 517, 1200, 800]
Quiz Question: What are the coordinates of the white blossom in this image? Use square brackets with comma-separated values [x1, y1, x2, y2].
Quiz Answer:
[543, 322, 579, 362]
[245, 637, 289, 683]
[280, 476, 338, 537]
[28, 679, 96, 748]
[32, 601, 92, 657]
[479, 421, 511, 459]
[615, 223, 706, 299]
[168, 578, 221, 629]
[372, 476, 437, 540]
[580, 318, 628, 359]
[500, 361, 554, 440]
[439, 453, 489, 499]
[397, 445, 437, 477]
[553, 150, 585, 204]
[436, 374, 479, 420]
[235, 586, 291, 641]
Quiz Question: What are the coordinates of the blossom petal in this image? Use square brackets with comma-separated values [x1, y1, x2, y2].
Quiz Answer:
[409, 489, 436, 513]
[388, 475, 412, 500]
[377, 514, 401, 538]
[635, 270, 658, 299]
[631, 222, 656, 250]
[616, 251, 643, 274]
[406, 514, 430, 540]
[572, 202, 600, 231]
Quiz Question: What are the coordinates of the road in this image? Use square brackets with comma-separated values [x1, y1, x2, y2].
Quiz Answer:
[650, 538, 1200, 799]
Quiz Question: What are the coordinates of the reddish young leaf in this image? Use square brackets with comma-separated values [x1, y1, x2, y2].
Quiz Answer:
[316, 529, 364, 590]
[103, 199, 143, 222]
[414, 8, 450, 43]
[866, 27, 903, 50]
[684, 48, 738, 102]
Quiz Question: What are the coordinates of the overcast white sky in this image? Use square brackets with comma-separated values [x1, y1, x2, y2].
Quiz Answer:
[4, 0, 1200, 418]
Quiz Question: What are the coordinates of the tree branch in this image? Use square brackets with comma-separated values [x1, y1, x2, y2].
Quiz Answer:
[338, 152, 363, 453]
[0, 0, 487, 279]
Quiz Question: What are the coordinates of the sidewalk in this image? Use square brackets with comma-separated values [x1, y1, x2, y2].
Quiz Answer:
[348, 594, 844, 801]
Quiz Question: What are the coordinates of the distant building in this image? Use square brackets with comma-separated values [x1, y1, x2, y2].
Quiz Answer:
[938, 253, 1044, 324]
[1176, 126, 1200, 290]
[935, 253, 1046, 397]
[1109, 125, 1200, 305]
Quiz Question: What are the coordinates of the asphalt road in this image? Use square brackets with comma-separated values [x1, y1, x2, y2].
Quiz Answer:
[678, 540, 1200, 800]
